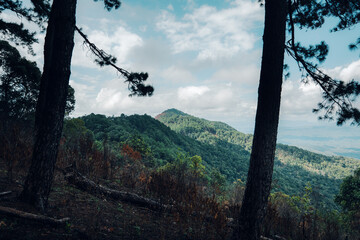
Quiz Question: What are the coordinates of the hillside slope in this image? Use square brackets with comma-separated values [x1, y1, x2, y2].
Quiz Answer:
[80, 113, 251, 181]
[156, 109, 359, 208]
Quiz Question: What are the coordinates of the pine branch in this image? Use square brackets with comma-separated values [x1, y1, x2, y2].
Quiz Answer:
[75, 26, 154, 97]
[287, 1, 360, 125]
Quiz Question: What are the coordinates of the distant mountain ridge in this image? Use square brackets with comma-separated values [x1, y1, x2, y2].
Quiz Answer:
[155, 108, 359, 208]
[78, 109, 358, 209]
[156, 108, 253, 151]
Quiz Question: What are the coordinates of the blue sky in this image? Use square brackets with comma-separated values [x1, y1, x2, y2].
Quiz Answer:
[3, 0, 360, 159]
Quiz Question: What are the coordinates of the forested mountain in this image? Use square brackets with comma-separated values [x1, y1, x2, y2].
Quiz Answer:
[78, 109, 358, 209]
[80, 113, 251, 181]
[155, 109, 359, 208]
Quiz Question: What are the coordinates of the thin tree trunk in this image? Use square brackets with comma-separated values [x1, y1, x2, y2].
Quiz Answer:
[233, 0, 287, 239]
[20, 0, 77, 211]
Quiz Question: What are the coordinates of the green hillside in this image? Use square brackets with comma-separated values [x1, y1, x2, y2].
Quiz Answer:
[73, 109, 359, 209]
[155, 108, 359, 209]
[156, 109, 253, 151]
[80, 113, 251, 181]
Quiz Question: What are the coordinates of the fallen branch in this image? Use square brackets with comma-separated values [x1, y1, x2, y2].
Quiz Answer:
[64, 169, 171, 211]
[260, 237, 273, 240]
[0, 206, 69, 226]
[260, 235, 287, 240]
[0, 191, 12, 197]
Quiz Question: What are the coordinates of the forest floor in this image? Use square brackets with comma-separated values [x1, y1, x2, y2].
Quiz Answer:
[0, 166, 231, 240]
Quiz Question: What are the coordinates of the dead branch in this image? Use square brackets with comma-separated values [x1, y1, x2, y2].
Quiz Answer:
[64, 169, 171, 211]
[260, 237, 273, 240]
[0, 206, 69, 226]
[0, 191, 12, 197]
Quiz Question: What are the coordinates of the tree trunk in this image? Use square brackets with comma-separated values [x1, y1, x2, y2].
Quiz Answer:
[20, 0, 77, 211]
[233, 0, 287, 239]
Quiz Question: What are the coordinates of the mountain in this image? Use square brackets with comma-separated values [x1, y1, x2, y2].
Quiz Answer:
[77, 110, 358, 209]
[156, 108, 359, 208]
[156, 109, 253, 151]
[80, 113, 251, 179]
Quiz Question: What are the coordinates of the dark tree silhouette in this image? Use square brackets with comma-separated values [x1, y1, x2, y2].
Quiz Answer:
[19, 0, 153, 210]
[0, 40, 75, 121]
[232, 1, 287, 239]
[19, 0, 78, 210]
[234, 0, 360, 239]
[0, 40, 41, 120]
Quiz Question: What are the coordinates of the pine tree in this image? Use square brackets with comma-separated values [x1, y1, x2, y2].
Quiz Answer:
[234, 0, 360, 239]
[19, 0, 153, 210]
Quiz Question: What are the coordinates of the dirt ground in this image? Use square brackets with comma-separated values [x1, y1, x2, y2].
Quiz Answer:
[0, 167, 230, 240]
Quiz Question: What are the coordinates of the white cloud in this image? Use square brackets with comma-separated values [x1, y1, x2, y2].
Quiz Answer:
[178, 86, 210, 101]
[0, 12, 45, 67]
[72, 24, 143, 69]
[210, 63, 260, 87]
[127, 38, 173, 70]
[69, 79, 96, 116]
[156, 0, 263, 61]
[96, 88, 127, 110]
[280, 58, 360, 122]
[280, 80, 322, 121]
[326, 59, 360, 82]
[161, 66, 197, 83]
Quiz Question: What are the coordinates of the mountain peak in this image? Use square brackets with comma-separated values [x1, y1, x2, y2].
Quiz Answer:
[155, 108, 187, 119]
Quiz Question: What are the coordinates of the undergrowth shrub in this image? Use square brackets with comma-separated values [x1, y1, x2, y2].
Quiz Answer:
[147, 154, 229, 239]
[2, 117, 358, 240]
[0, 120, 34, 181]
[263, 189, 346, 240]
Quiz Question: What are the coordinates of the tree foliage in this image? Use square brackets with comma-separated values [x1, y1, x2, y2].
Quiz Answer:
[78, 110, 359, 210]
[0, 40, 40, 119]
[335, 168, 360, 212]
[0, 0, 50, 52]
[335, 168, 360, 236]
[0, 40, 75, 120]
[285, 0, 360, 125]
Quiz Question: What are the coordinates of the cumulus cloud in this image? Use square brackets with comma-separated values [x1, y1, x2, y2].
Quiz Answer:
[178, 86, 210, 101]
[162, 66, 197, 83]
[326, 59, 360, 82]
[72, 24, 143, 69]
[95, 88, 136, 111]
[175, 85, 255, 117]
[281, 80, 322, 121]
[127, 38, 173, 71]
[156, 0, 263, 61]
[280, 58, 360, 122]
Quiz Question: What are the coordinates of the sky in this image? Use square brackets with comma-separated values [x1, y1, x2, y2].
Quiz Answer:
[3, 0, 360, 159]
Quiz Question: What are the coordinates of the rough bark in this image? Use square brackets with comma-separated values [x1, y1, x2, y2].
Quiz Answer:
[64, 168, 171, 211]
[233, 0, 287, 239]
[0, 206, 69, 226]
[20, 0, 77, 211]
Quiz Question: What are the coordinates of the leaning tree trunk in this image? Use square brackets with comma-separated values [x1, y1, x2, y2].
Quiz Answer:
[233, 0, 287, 239]
[20, 0, 77, 211]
